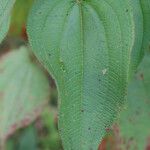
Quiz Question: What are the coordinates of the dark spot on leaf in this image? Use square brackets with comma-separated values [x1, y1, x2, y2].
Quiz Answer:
[139, 73, 144, 80]
[126, 9, 128, 12]
[60, 60, 66, 72]
[129, 137, 134, 141]
[106, 128, 111, 132]
[81, 109, 84, 112]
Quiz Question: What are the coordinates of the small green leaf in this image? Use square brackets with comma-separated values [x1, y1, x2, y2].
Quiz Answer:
[114, 53, 150, 150]
[0, 0, 16, 43]
[0, 47, 50, 143]
[27, 0, 143, 149]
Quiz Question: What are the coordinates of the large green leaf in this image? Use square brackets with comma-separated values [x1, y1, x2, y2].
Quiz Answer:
[27, 0, 143, 149]
[114, 53, 150, 150]
[0, 0, 16, 43]
[0, 47, 50, 143]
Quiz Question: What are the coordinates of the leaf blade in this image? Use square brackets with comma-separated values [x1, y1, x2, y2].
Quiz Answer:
[27, 0, 143, 149]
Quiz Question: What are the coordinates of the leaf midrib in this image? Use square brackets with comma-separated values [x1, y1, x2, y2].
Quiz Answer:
[78, 1, 85, 148]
